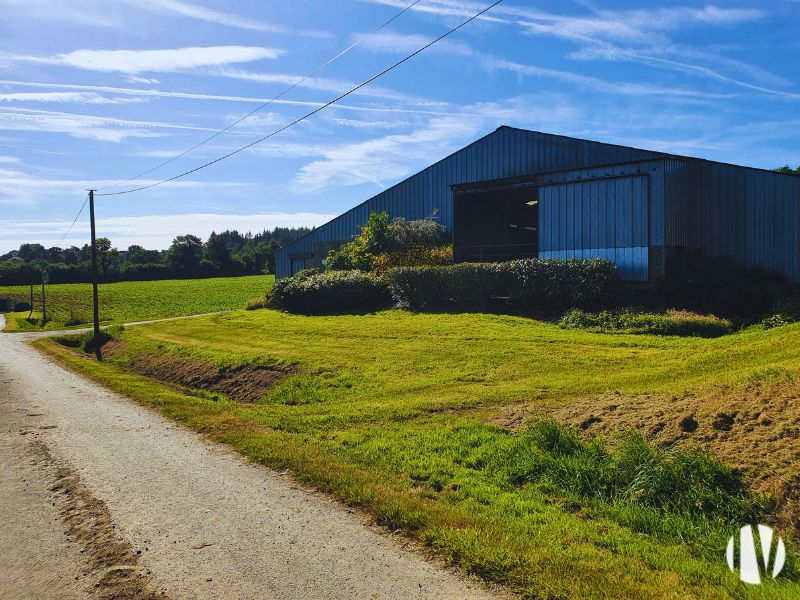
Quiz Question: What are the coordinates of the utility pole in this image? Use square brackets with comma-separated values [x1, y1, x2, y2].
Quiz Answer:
[88, 189, 100, 342]
[40, 268, 47, 325]
[28, 275, 33, 319]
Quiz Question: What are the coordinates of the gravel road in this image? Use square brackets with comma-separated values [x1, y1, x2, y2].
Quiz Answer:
[0, 314, 503, 599]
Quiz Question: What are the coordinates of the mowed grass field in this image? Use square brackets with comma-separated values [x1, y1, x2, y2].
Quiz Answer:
[40, 309, 800, 599]
[0, 275, 274, 330]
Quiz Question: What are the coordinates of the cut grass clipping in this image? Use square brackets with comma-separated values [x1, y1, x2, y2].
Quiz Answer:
[0, 275, 274, 331]
[41, 309, 800, 599]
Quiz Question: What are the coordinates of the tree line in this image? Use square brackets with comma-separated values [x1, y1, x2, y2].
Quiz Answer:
[0, 227, 310, 285]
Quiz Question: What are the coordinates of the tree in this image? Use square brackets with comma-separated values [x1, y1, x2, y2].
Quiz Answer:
[168, 235, 204, 275]
[205, 232, 232, 271]
[775, 165, 800, 175]
[18, 243, 45, 262]
[127, 245, 161, 265]
[95, 237, 118, 276]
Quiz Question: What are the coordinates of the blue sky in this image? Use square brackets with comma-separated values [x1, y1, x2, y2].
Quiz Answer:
[0, 0, 798, 252]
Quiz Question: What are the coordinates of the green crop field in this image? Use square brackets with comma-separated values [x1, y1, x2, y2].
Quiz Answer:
[0, 275, 274, 331]
[40, 309, 800, 599]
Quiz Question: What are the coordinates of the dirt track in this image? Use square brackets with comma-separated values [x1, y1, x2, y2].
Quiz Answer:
[0, 314, 502, 599]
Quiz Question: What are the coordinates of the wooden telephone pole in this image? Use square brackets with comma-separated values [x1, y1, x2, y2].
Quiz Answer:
[88, 189, 100, 341]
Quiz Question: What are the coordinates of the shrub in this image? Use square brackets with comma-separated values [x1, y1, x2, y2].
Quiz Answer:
[664, 250, 789, 318]
[559, 308, 733, 337]
[327, 212, 451, 272]
[386, 258, 618, 313]
[267, 270, 393, 314]
[372, 245, 453, 274]
[326, 211, 388, 272]
[384, 217, 450, 253]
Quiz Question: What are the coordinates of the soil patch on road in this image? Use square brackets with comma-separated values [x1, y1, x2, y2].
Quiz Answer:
[128, 355, 292, 403]
[31, 441, 165, 600]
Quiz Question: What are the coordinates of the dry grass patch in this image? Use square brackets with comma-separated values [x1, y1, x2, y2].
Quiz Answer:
[514, 374, 800, 536]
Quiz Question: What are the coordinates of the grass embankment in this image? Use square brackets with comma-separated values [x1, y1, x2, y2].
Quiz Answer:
[0, 275, 274, 330]
[39, 310, 800, 599]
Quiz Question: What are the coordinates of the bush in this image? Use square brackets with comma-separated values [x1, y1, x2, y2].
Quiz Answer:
[384, 217, 450, 253]
[664, 250, 789, 318]
[760, 295, 800, 329]
[386, 258, 618, 313]
[267, 270, 393, 314]
[559, 308, 733, 337]
[372, 245, 452, 274]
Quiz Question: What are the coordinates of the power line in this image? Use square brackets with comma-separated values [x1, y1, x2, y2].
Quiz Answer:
[54, 194, 89, 248]
[97, 0, 503, 197]
[97, 0, 425, 192]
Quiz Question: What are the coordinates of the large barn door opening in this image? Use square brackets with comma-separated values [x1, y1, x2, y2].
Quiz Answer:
[453, 184, 539, 263]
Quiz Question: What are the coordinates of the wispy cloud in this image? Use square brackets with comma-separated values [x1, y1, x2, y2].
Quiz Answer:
[361, 1, 793, 100]
[3, 46, 284, 75]
[211, 68, 438, 104]
[0, 165, 250, 208]
[359, 31, 736, 100]
[0, 79, 471, 118]
[126, 0, 329, 37]
[292, 96, 581, 192]
[0, 107, 215, 142]
[0, 0, 122, 27]
[0, 91, 145, 104]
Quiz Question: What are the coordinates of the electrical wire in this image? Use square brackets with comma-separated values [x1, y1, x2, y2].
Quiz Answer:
[97, 0, 425, 192]
[54, 194, 89, 248]
[97, 0, 504, 197]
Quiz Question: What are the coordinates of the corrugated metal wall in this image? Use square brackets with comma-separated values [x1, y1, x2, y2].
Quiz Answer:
[277, 126, 800, 283]
[276, 127, 659, 277]
[536, 162, 659, 281]
[697, 163, 800, 280]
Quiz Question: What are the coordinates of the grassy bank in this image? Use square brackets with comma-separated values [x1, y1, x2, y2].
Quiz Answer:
[38, 309, 800, 598]
[1, 275, 274, 330]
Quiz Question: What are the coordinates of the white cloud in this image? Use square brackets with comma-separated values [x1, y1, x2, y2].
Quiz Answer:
[5, 46, 284, 75]
[0, 212, 335, 251]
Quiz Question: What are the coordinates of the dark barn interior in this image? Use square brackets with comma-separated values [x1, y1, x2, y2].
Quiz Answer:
[453, 182, 539, 263]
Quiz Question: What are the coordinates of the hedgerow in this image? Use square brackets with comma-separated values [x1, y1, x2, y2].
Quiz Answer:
[267, 270, 393, 314]
[386, 258, 619, 313]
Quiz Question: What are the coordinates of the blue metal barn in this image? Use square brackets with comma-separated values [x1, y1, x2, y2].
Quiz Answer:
[275, 127, 800, 283]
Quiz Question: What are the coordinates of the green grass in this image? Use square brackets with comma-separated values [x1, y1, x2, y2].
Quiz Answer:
[0, 275, 274, 330]
[38, 309, 800, 599]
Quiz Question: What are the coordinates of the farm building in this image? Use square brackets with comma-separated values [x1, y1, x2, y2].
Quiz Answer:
[275, 126, 800, 283]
